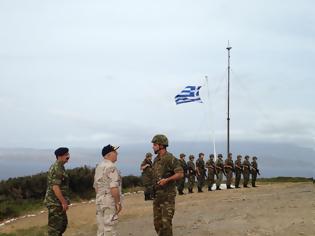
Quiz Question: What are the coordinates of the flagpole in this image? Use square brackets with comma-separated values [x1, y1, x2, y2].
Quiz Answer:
[226, 42, 232, 158]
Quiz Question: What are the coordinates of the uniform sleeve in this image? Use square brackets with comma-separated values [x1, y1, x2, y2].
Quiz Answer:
[107, 166, 120, 188]
[51, 165, 63, 186]
[172, 157, 183, 173]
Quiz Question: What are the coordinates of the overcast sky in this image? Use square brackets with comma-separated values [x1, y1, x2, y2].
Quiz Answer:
[0, 0, 314, 151]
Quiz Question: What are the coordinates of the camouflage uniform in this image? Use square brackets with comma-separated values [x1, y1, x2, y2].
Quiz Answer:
[215, 154, 224, 190]
[94, 159, 122, 236]
[176, 153, 187, 195]
[141, 153, 154, 200]
[251, 156, 259, 187]
[242, 156, 251, 187]
[234, 155, 243, 188]
[224, 153, 235, 189]
[196, 153, 206, 192]
[44, 161, 70, 236]
[187, 155, 196, 193]
[205, 154, 216, 191]
[152, 152, 183, 236]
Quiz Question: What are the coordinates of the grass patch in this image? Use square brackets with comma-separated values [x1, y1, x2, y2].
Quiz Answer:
[0, 225, 47, 236]
[0, 199, 44, 221]
[257, 177, 313, 183]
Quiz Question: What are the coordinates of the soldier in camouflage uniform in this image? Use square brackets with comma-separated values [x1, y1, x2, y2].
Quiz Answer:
[141, 152, 154, 200]
[215, 154, 225, 190]
[44, 147, 70, 236]
[151, 134, 184, 236]
[94, 144, 122, 236]
[234, 155, 243, 188]
[187, 155, 196, 193]
[251, 156, 260, 187]
[206, 154, 216, 191]
[196, 152, 206, 192]
[242, 155, 251, 188]
[176, 153, 187, 195]
[224, 153, 235, 189]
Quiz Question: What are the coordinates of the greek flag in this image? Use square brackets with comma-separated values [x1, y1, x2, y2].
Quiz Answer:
[174, 86, 203, 105]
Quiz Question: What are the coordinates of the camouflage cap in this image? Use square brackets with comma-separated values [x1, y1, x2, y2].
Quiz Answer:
[151, 134, 169, 146]
[179, 153, 186, 158]
[189, 154, 195, 159]
[145, 152, 152, 158]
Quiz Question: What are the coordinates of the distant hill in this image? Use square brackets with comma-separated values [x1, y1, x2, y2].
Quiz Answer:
[0, 141, 314, 180]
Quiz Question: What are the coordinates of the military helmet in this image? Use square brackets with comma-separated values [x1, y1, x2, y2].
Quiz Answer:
[209, 154, 214, 158]
[179, 153, 186, 158]
[218, 153, 223, 158]
[145, 152, 152, 158]
[253, 156, 257, 160]
[151, 134, 169, 147]
[198, 152, 204, 157]
[245, 155, 249, 159]
[237, 155, 242, 159]
[189, 154, 195, 160]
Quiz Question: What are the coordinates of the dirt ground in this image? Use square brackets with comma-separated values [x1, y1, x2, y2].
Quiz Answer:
[1, 182, 314, 236]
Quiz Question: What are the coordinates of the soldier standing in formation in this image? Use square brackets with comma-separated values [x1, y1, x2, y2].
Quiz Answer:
[140, 152, 154, 200]
[151, 134, 184, 236]
[242, 155, 251, 188]
[44, 147, 70, 236]
[94, 144, 122, 236]
[187, 155, 196, 193]
[234, 155, 243, 188]
[176, 153, 187, 195]
[251, 156, 259, 187]
[224, 153, 235, 189]
[196, 152, 206, 192]
[215, 154, 225, 190]
[205, 154, 216, 191]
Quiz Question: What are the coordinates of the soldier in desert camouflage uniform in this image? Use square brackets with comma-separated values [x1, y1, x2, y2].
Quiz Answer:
[151, 134, 183, 236]
[44, 147, 70, 236]
[94, 144, 122, 236]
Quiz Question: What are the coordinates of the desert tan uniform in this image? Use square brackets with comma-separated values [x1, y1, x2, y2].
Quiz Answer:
[94, 159, 122, 236]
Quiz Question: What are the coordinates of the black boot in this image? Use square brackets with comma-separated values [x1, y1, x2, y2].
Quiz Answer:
[216, 185, 221, 190]
[188, 188, 192, 193]
[198, 187, 203, 192]
[208, 186, 212, 191]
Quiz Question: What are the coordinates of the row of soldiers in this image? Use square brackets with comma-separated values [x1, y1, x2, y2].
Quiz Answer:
[177, 152, 260, 194]
[140, 152, 260, 200]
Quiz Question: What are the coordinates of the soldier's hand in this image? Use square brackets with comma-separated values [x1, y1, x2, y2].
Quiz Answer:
[115, 202, 122, 214]
[157, 178, 169, 186]
[61, 201, 69, 211]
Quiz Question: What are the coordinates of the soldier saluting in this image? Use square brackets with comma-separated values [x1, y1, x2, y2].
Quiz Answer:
[151, 134, 184, 236]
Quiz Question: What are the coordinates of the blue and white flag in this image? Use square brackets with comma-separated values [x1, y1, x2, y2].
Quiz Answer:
[174, 86, 203, 105]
